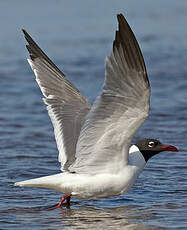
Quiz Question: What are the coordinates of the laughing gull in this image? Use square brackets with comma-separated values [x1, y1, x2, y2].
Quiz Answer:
[14, 14, 178, 207]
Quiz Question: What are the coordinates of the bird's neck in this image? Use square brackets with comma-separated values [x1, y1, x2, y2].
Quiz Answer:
[128, 145, 146, 169]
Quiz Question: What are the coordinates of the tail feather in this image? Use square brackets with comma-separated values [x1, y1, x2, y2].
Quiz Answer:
[14, 173, 63, 190]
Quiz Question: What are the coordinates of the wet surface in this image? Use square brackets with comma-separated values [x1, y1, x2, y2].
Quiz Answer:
[0, 0, 187, 229]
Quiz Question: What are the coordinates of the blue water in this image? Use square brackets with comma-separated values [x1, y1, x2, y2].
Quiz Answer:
[0, 0, 187, 229]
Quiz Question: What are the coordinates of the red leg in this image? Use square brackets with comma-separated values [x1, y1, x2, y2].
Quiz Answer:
[45, 194, 71, 210]
[56, 194, 71, 208]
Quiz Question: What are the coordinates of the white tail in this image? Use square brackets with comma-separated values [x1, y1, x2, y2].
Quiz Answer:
[14, 173, 63, 190]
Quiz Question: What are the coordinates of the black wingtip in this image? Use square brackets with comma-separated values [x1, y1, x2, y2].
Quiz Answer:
[117, 13, 126, 22]
[114, 13, 150, 87]
[22, 29, 28, 37]
[21, 27, 66, 75]
[117, 14, 121, 24]
[117, 13, 130, 31]
[22, 29, 32, 43]
[117, 13, 122, 19]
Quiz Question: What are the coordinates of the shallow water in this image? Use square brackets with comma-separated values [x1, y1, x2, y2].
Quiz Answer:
[0, 0, 187, 229]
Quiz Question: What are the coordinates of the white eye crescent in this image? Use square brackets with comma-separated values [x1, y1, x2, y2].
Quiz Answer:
[148, 141, 155, 148]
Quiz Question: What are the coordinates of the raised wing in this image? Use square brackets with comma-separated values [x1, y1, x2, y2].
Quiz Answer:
[69, 14, 150, 174]
[22, 30, 91, 171]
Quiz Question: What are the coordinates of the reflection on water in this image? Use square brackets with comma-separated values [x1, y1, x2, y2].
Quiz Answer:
[2, 193, 187, 229]
[60, 206, 157, 230]
[3, 204, 165, 230]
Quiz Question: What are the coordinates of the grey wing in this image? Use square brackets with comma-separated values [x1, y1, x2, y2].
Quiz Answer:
[69, 14, 150, 174]
[22, 30, 91, 171]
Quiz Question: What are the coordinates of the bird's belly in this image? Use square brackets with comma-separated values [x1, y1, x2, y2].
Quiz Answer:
[60, 168, 140, 199]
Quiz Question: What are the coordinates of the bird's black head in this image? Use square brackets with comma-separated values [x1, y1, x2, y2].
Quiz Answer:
[135, 139, 179, 162]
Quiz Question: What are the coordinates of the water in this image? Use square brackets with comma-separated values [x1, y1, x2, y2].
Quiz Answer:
[0, 0, 187, 229]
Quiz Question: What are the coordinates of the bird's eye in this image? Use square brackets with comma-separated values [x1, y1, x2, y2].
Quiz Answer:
[148, 141, 155, 148]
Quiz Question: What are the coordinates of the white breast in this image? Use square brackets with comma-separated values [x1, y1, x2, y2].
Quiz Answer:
[68, 145, 146, 198]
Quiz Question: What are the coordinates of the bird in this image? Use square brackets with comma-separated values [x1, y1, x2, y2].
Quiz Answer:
[14, 14, 178, 208]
